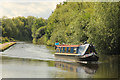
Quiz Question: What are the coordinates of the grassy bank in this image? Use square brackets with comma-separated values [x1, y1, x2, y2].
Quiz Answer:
[0, 42, 16, 52]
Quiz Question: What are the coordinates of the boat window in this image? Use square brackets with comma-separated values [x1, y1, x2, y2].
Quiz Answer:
[56, 48, 60, 53]
[59, 47, 61, 53]
[60, 47, 63, 53]
[63, 47, 65, 53]
[68, 47, 71, 53]
[66, 47, 69, 53]
[73, 47, 77, 53]
[65, 47, 67, 53]
[70, 47, 74, 53]
[76, 47, 79, 53]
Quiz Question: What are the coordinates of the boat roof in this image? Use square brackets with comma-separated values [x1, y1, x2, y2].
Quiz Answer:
[57, 45, 80, 47]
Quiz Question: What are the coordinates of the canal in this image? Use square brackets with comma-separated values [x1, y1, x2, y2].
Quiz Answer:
[0, 42, 119, 78]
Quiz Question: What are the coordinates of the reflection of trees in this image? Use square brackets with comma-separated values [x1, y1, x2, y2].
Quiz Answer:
[93, 55, 118, 78]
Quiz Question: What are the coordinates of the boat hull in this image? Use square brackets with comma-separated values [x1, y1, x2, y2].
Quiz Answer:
[79, 55, 99, 61]
[55, 53, 99, 62]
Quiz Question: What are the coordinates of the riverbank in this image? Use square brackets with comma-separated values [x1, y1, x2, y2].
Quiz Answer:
[0, 42, 16, 52]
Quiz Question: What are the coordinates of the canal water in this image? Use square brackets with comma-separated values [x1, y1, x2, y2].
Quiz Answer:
[0, 42, 119, 78]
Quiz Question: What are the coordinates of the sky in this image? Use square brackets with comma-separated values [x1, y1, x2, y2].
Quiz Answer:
[0, 0, 65, 19]
[0, 0, 119, 19]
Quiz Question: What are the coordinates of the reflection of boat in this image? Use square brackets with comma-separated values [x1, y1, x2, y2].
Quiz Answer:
[55, 61, 98, 75]
[55, 44, 99, 61]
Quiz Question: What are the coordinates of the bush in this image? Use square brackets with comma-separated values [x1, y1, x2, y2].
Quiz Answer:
[32, 38, 37, 44]
[10, 38, 15, 42]
[46, 40, 54, 46]
[37, 35, 47, 44]
[1, 37, 9, 43]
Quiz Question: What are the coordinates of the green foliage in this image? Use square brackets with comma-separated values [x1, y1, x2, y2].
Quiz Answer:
[2, 16, 47, 43]
[45, 2, 119, 54]
[46, 2, 93, 45]
[37, 35, 47, 44]
[87, 2, 120, 54]
[31, 18, 47, 43]
[32, 38, 37, 44]
[1, 37, 9, 43]
[9, 38, 15, 42]
[1, 2, 119, 54]
[0, 26, 2, 37]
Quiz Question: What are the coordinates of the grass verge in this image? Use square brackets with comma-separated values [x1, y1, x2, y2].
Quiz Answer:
[0, 42, 16, 52]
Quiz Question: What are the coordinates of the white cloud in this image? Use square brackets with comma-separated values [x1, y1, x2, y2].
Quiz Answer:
[0, 0, 66, 2]
[0, 1, 64, 19]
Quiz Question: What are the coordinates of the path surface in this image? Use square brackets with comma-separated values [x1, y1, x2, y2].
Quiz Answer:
[0, 42, 16, 51]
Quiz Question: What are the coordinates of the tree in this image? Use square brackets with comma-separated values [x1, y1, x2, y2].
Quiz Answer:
[87, 2, 120, 54]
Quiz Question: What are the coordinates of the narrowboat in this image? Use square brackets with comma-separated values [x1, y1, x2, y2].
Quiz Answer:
[55, 44, 99, 61]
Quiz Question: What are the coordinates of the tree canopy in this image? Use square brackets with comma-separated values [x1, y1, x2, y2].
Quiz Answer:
[1, 2, 120, 54]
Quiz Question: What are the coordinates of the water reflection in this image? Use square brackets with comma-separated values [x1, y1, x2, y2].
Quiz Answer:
[55, 61, 98, 78]
[1, 54, 119, 78]
[1, 42, 119, 78]
[93, 54, 118, 78]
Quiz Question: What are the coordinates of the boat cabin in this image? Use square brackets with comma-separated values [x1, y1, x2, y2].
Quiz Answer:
[56, 45, 80, 54]
[56, 44, 97, 55]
